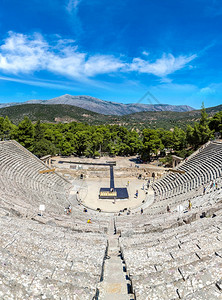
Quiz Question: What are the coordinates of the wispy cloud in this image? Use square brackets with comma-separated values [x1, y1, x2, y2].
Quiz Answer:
[66, 0, 81, 14]
[0, 31, 197, 81]
[0, 32, 123, 79]
[0, 75, 80, 90]
[198, 41, 216, 56]
[199, 86, 216, 95]
[128, 53, 197, 77]
[142, 51, 149, 56]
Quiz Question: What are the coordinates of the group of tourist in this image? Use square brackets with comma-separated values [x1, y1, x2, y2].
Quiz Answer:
[203, 180, 218, 195]
[64, 205, 72, 215]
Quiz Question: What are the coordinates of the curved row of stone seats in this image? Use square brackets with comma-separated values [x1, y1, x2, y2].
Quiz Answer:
[152, 141, 222, 206]
[0, 141, 69, 192]
[0, 140, 72, 216]
[166, 146, 221, 186]
[0, 169, 67, 216]
[0, 140, 110, 233]
[145, 179, 222, 216]
[115, 165, 220, 218]
[118, 211, 222, 299]
[116, 194, 222, 239]
[0, 154, 64, 197]
[0, 189, 110, 235]
[0, 213, 107, 299]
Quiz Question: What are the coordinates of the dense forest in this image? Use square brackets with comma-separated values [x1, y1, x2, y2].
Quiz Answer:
[0, 106, 221, 164]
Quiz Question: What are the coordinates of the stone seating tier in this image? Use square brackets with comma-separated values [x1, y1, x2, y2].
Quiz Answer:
[0, 140, 222, 299]
[151, 141, 222, 213]
[0, 214, 108, 299]
[118, 212, 222, 299]
[0, 141, 72, 217]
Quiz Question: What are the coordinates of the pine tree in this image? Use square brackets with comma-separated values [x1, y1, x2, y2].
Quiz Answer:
[187, 103, 214, 149]
[15, 116, 34, 151]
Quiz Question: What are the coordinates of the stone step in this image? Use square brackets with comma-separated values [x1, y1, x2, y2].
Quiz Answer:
[103, 272, 130, 284]
[108, 248, 120, 255]
[99, 282, 129, 294]
[109, 239, 119, 247]
[98, 219, 134, 300]
[101, 294, 134, 300]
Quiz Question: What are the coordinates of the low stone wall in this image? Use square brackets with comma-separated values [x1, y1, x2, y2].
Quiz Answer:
[54, 164, 165, 179]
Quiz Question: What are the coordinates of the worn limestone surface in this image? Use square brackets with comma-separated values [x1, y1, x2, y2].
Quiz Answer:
[0, 140, 222, 299]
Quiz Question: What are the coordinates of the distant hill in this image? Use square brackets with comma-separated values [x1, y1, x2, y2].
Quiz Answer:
[119, 105, 222, 130]
[0, 94, 194, 116]
[0, 104, 107, 125]
[0, 103, 221, 130]
[205, 104, 222, 114]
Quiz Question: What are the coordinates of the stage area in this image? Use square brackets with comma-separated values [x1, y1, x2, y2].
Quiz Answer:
[52, 155, 161, 212]
[99, 165, 129, 199]
[74, 177, 151, 213]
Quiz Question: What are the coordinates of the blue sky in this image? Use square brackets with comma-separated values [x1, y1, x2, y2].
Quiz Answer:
[0, 0, 222, 108]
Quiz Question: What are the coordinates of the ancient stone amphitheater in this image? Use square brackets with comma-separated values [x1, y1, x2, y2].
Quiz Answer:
[0, 140, 222, 300]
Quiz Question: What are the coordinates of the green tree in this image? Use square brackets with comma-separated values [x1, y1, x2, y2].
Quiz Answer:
[32, 139, 57, 157]
[141, 129, 164, 161]
[14, 116, 34, 151]
[0, 117, 5, 140]
[186, 124, 195, 146]
[60, 141, 74, 156]
[44, 127, 55, 142]
[157, 129, 173, 149]
[34, 120, 44, 142]
[198, 103, 214, 143]
[32, 120, 57, 157]
[172, 127, 186, 151]
[191, 103, 214, 148]
[75, 130, 92, 156]
[186, 104, 214, 149]
[209, 111, 222, 137]
[0, 116, 14, 140]
[128, 131, 143, 155]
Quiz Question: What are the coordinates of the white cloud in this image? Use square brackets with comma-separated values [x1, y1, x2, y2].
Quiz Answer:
[0, 32, 47, 74]
[0, 31, 197, 80]
[159, 77, 172, 84]
[128, 53, 197, 77]
[0, 75, 73, 90]
[0, 32, 123, 78]
[199, 86, 215, 95]
[84, 55, 125, 76]
[66, 0, 81, 13]
[142, 51, 149, 56]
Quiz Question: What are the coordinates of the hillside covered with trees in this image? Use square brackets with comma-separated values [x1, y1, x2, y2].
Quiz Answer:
[0, 106, 221, 164]
[0, 103, 221, 131]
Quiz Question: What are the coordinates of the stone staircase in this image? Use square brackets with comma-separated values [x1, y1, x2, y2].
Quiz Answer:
[97, 218, 134, 300]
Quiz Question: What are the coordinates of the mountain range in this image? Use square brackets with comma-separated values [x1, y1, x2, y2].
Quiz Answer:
[0, 102, 221, 131]
[0, 94, 194, 116]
